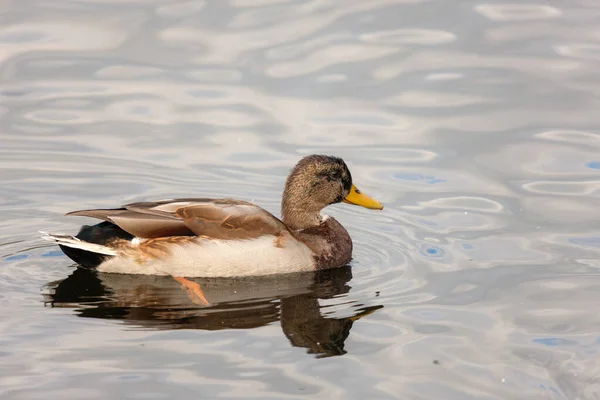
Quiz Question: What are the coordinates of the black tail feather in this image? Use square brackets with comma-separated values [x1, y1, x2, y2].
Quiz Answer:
[61, 222, 133, 268]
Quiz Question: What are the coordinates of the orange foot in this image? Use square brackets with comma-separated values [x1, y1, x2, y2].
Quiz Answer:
[173, 276, 210, 306]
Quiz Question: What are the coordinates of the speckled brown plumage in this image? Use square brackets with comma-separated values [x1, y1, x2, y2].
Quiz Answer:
[273, 231, 287, 248]
[281, 155, 352, 231]
[110, 236, 199, 264]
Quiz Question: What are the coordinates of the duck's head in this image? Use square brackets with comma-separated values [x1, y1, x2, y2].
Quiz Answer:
[281, 155, 383, 229]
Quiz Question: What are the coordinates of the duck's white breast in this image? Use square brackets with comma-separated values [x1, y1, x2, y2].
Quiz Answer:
[97, 234, 316, 277]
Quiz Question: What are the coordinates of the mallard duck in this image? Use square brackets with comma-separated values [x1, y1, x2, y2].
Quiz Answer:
[42, 154, 383, 278]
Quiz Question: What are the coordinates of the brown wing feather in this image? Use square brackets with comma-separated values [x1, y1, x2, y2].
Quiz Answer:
[66, 198, 287, 240]
[66, 208, 128, 222]
[66, 202, 193, 238]
[176, 201, 289, 240]
[108, 212, 193, 238]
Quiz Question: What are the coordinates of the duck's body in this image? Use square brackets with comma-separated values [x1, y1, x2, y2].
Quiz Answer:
[42, 155, 382, 277]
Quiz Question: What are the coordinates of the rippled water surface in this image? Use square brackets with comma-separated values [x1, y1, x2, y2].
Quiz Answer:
[2, 0, 600, 398]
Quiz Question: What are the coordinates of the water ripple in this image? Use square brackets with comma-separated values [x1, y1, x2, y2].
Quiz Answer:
[474, 4, 562, 21]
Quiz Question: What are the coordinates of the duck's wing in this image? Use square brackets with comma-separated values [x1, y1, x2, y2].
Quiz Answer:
[174, 200, 288, 240]
[67, 198, 288, 240]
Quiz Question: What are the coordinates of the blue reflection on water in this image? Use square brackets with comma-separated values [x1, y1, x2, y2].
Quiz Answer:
[585, 161, 600, 169]
[533, 338, 577, 346]
[3, 250, 64, 262]
[42, 250, 64, 257]
[419, 245, 445, 258]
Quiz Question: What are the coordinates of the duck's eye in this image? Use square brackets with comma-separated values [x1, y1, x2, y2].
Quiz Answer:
[330, 171, 341, 180]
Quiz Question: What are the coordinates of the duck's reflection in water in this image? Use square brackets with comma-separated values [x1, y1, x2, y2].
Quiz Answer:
[44, 266, 383, 358]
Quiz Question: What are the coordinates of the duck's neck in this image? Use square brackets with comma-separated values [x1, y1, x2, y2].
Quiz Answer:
[280, 178, 324, 230]
[281, 206, 323, 231]
[281, 191, 323, 230]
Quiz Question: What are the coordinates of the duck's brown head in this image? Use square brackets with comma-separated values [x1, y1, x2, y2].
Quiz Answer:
[281, 155, 383, 230]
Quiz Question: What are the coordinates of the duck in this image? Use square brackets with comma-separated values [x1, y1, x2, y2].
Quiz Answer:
[42, 154, 383, 278]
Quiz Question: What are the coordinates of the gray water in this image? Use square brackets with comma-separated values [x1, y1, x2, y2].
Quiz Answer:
[2, 0, 600, 398]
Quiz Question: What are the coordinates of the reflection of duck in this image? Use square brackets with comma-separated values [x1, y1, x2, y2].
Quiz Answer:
[41, 155, 383, 277]
[45, 267, 383, 358]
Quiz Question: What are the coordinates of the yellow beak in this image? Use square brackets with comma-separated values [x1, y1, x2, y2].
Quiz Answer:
[342, 184, 383, 210]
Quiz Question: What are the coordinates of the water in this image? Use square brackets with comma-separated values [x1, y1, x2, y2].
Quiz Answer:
[1, 0, 600, 398]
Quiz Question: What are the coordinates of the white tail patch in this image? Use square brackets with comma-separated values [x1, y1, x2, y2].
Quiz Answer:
[39, 231, 117, 256]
